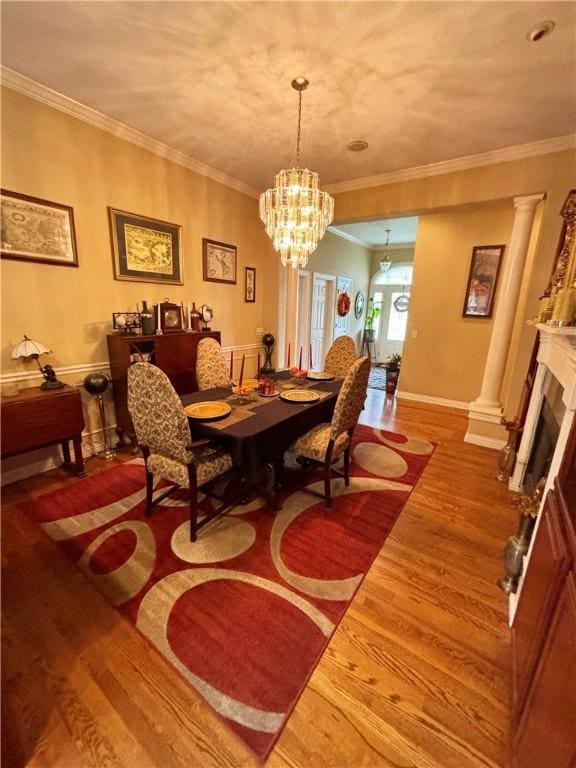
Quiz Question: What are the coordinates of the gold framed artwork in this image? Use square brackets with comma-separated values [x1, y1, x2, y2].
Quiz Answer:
[108, 207, 183, 284]
[1, 189, 78, 267]
[245, 266, 256, 302]
[462, 245, 505, 318]
[202, 238, 237, 284]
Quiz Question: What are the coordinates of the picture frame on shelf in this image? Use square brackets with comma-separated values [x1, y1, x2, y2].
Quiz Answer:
[462, 244, 505, 318]
[1, 189, 78, 267]
[245, 266, 256, 302]
[202, 238, 237, 284]
[108, 207, 183, 284]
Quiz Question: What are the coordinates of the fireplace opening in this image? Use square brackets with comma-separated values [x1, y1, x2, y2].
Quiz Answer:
[524, 374, 565, 492]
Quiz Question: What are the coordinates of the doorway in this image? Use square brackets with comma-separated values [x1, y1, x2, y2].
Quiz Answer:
[310, 273, 336, 370]
[370, 263, 413, 364]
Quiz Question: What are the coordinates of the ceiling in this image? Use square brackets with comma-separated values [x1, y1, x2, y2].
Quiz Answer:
[2, 2, 575, 194]
[330, 217, 419, 247]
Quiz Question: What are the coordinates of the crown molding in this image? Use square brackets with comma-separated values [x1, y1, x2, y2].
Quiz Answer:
[1, 67, 260, 199]
[325, 134, 576, 194]
[372, 242, 415, 252]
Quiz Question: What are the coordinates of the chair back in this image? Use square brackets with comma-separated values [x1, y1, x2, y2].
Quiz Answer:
[127, 362, 191, 463]
[196, 337, 232, 390]
[325, 335, 357, 378]
[330, 356, 371, 440]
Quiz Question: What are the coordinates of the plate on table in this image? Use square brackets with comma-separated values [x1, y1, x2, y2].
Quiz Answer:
[307, 371, 335, 381]
[184, 401, 232, 421]
[280, 389, 321, 404]
[259, 390, 279, 398]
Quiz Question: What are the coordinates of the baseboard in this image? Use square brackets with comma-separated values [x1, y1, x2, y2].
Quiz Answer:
[396, 390, 469, 411]
[0, 425, 120, 487]
[463, 431, 506, 450]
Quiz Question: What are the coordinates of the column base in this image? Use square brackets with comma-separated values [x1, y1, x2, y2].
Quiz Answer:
[465, 401, 506, 449]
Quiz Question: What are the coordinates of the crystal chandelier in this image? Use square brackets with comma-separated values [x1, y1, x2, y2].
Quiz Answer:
[379, 229, 392, 273]
[259, 77, 334, 269]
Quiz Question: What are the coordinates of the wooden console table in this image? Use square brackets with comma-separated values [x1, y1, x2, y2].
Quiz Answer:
[1, 385, 86, 476]
[107, 331, 221, 444]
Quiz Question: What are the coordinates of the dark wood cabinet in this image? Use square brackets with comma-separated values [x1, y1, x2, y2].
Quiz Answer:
[511, 424, 576, 768]
[1, 385, 85, 475]
[107, 331, 220, 443]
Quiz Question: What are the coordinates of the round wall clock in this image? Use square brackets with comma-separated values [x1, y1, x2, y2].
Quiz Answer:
[354, 291, 365, 319]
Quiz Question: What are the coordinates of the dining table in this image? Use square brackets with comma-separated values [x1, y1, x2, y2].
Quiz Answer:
[181, 371, 342, 507]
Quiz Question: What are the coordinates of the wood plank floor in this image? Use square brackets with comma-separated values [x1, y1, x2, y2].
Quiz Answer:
[2, 392, 515, 768]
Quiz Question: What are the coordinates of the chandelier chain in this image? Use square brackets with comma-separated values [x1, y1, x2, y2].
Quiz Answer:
[296, 89, 303, 168]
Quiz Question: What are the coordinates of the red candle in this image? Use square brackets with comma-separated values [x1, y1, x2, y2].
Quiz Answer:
[287, 342, 291, 369]
[257, 352, 261, 378]
[229, 349, 234, 379]
[298, 346, 302, 371]
[309, 343, 312, 370]
[239, 354, 245, 386]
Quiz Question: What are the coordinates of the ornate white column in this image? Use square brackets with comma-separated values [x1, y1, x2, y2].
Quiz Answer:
[467, 194, 545, 438]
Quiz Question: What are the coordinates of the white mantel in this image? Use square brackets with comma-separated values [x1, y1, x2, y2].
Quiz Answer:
[508, 324, 576, 624]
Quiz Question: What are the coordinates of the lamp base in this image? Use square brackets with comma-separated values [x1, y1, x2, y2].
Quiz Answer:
[41, 380, 65, 390]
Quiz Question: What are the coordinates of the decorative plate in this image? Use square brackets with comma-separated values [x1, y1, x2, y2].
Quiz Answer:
[184, 401, 232, 421]
[307, 371, 335, 381]
[280, 389, 321, 403]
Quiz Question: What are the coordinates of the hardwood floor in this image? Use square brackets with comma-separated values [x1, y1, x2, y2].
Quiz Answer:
[2, 391, 515, 768]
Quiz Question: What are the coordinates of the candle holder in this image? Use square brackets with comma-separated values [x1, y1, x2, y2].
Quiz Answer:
[261, 332, 275, 374]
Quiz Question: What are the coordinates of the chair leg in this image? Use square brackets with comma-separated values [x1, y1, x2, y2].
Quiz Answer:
[323, 461, 332, 507]
[188, 464, 198, 542]
[344, 447, 350, 486]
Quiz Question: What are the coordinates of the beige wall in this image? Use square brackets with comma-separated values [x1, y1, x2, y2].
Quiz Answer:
[334, 150, 575, 414]
[306, 231, 372, 350]
[400, 203, 513, 402]
[1, 87, 278, 382]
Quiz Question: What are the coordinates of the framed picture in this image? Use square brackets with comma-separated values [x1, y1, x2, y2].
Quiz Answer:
[108, 207, 183, 284]
[202, 238, 237, 284]
[245, 266, 256, 302]
[462, 245, 505, 318]
[1, 189, 78, 267]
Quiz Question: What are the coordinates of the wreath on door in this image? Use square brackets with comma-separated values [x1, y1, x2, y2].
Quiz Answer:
[337, 291, 351, 316]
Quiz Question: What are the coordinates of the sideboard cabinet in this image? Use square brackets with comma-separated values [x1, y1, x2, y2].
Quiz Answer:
[107, 331, 220, 443]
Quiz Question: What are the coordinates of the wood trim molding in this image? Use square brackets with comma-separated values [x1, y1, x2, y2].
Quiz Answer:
[1, 67, 260, 200]
[396, 390, 469, 411]
[325, 135, 576, 194]
[463, 431, 506, 450]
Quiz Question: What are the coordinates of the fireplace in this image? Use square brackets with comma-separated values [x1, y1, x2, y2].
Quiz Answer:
[523, 373, 564, 492]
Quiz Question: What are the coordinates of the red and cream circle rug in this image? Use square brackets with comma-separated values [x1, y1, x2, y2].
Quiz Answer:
[21, 424, 434, 761]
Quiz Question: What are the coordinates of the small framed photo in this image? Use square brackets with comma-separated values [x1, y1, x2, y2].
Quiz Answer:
[462, 245, 505, 318]
[1, 189, 78, 267]
[108, 207, 183, 284]
[203, 238, 237, 284]
[245, 266, 256, 302]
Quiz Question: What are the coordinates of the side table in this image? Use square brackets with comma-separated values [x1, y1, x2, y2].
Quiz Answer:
[1, 384, 86, 476]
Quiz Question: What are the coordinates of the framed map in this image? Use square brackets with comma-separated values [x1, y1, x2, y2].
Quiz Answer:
[1, 189, 78, 267]
[108, 207, 183, 284]
[202, 238, 237, 284]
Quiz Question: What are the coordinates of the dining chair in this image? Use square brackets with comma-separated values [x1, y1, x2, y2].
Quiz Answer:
[196, 337, 232, 390]
[288, 356, 371, 507]
[324, 335, 357, 378]
[127, 362, 235, 541]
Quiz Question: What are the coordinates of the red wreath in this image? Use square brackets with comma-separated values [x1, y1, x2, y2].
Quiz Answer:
[337, 291, 351, 316]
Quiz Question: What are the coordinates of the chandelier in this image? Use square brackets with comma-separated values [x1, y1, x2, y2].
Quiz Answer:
[259, 77, 334, 269]
[379, 229, 392, 273]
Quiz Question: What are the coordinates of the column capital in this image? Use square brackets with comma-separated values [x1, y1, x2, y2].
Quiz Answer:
[513, 193, 546, 213]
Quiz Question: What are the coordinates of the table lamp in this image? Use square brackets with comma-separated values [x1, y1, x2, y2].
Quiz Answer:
[11, 335, 64, 389]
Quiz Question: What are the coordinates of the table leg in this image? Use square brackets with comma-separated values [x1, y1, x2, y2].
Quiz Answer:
[72, 434, 86, 476]
[272, 457, 284, 490]
[61, 439, 71, 465]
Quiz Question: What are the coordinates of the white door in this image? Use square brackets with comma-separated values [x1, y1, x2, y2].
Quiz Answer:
[377, 285, 410, 362]
[334, 276, 352, 339]
[310, 274, 336, 370]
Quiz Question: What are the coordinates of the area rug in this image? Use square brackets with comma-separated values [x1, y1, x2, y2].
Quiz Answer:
[368, 365, 387, 390]
[20, 424, 434, 761]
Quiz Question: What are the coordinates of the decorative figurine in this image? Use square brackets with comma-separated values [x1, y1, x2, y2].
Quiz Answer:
[261, 332, 275, 374]
[498, 416, 522, 482]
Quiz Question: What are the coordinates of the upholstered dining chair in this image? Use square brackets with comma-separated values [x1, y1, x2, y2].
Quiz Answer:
[288, 356, 371, 507]
[127, 362, 235, 541]
[196, 337, 232, 390]
[324, 335, 357, 378]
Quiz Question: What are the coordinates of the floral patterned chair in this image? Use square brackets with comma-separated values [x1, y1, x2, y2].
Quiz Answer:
[288, 356, 371, 507]
[196, 337, 232, 390]
[127, 362, 235, 541]
[324, 335, 357, 378]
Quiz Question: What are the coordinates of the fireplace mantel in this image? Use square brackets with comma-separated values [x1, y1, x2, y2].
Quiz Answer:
[508, 324, 576, 623]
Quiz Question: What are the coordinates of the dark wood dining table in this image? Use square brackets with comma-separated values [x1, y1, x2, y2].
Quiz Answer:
[181, 372, 342, 505]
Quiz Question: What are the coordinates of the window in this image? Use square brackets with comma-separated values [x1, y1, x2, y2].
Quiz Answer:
[372, 291, 383, 338]
[387, 291, 410, 341]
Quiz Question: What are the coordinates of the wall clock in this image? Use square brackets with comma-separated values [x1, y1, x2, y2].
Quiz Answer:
[354, 291, 365, 319]
[156, 302, 183, 333]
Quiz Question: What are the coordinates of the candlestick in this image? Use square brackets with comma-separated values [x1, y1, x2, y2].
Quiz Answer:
[229, 349, 234, 379]
[309, 343, 312, 370]
[257, 352, 261, 378]
[239, 354, 245, 386]
[156, 302, 162, 334]
[298, 346, 302, 371]
[287, 342, 291, 369]
[187, 302, 192, 331]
